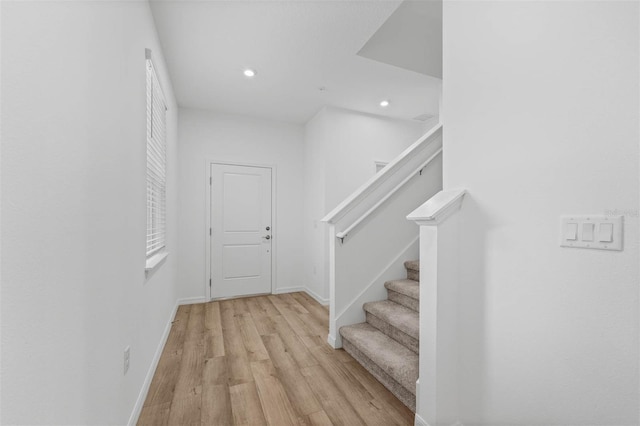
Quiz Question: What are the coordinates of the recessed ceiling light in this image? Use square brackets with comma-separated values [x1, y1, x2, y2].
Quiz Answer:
[243, 69, 256, 78]
[380, 100, 390, 107]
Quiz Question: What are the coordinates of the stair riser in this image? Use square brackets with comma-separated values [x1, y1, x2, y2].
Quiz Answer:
[366, 313, 419, 354]
[386, 289, 419, 312]
[406, 269, 419, 282]
[342, 338, 416, 412]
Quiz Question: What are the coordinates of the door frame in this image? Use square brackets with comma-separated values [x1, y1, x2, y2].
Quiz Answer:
[205, 160, 277, 301]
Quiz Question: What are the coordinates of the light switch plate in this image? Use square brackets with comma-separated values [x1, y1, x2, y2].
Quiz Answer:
[560, 215, 623, 251]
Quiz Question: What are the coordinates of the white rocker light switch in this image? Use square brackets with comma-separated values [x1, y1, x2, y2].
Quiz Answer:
[582, 223, 594, 241]
[565, 223, 578, 240]
[560, 216, 622, 251]
[598, 223, 613, 242]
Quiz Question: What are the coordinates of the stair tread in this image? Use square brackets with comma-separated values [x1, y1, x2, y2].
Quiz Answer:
[340, 323, 418, 395]
[363, 300, 419, 340]
[404, 260, 419, 272]
[385, 279, 419, 301]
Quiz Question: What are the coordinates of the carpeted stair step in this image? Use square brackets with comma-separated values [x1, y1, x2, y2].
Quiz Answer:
[363, 300, 419, 354]
[385, 279, 419, 312]
[404, 260, 419, 281]
[340, 323, 418, 412]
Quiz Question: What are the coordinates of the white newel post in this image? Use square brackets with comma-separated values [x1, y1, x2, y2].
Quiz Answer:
[407, 190, 466, 426]
[327, 223, 339, 348]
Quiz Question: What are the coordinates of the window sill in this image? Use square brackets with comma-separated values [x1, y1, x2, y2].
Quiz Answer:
[145, 251, 169, 274]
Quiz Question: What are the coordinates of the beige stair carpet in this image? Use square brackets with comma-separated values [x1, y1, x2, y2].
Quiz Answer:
[339, 260, 420, 412]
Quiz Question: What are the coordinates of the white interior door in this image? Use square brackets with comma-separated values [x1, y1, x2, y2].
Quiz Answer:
[210, 163, 272, 299]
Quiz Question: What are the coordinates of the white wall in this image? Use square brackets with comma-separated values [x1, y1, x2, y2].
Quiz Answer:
[177, 108, 305, 299]
[303, 109, 329, 302]
[1, 1, 179, 424]
[323, 107, 435, 211]
[443, 1, 639, 424]
[303, 106, 431, 301]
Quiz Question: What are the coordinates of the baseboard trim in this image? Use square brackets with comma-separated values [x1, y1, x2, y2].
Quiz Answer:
[414, 414, 464, 426]
[302, 287, 329, 305]
[327, 333, 337, 348]
[273, 286, 305, 294]
[176, 296, 207, 305]
[273, 287, 329, 305]
[414, 413, 430, 426]
[127, 302, 179, 426]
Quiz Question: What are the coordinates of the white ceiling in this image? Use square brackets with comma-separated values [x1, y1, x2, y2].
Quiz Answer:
[358, 0, 442, 79]
[149, 0, 442, 124]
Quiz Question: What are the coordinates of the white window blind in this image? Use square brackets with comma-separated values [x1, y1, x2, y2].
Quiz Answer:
[146, 51, 167, 257]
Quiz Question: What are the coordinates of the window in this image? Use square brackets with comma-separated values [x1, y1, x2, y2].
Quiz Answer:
[146, 49, 167, 262]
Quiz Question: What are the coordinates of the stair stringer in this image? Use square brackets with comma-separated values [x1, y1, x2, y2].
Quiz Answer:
[329, 237, 419, 348]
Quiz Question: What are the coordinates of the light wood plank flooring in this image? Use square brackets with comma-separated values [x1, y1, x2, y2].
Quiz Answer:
[138, 292, 413, 426]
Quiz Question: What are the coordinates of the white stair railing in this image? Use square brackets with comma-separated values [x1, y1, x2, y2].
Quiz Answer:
[321, 124, 443, 348]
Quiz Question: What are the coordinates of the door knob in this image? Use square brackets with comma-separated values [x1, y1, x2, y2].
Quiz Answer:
[266, 226, 270, 231]
[264, 235, 271, 240]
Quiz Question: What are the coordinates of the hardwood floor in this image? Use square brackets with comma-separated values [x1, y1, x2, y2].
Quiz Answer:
[138, 292, 414, 426]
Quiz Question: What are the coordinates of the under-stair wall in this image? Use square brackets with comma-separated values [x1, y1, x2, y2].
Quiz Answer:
[323, 125, 443, 348]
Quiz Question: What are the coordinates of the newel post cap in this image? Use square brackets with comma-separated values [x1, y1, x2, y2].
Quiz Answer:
[407, 189, 466, 226]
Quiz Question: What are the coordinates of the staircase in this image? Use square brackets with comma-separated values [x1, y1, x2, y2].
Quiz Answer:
[339, 260, 420, 412]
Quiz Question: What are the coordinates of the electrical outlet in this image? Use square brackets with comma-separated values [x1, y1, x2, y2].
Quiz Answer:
[124, 346, 130, 375]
